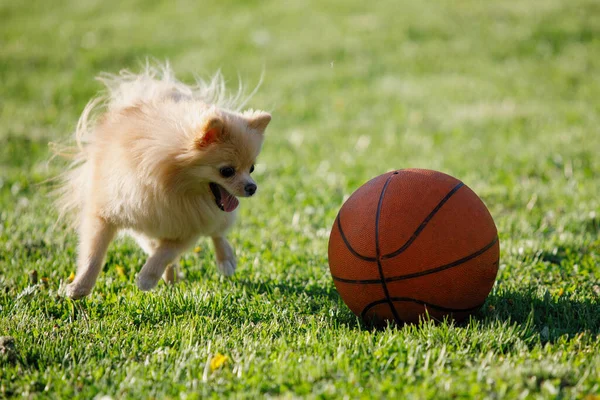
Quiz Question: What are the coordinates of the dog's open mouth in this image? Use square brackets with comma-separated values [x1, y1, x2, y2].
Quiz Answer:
[209, 183, 239, 212]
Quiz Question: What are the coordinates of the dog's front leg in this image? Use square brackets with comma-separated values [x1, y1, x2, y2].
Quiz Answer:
[131, 233, 183, 285]
[66, 214, 116, 299]
[137, 240, 186, 291]
[211, 236, 237, 276]
[162, 261, 184, 284]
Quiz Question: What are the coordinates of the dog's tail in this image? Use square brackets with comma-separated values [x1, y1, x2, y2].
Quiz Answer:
[97, 60, 261, 113]
[49, 83, 105, 226]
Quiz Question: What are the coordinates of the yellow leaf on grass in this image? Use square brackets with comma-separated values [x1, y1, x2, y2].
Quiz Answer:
[68, 272, 75, 283]
[210, 353, 228, 371]
[194, 246, 202, 253]
[115, 265, 125, 277]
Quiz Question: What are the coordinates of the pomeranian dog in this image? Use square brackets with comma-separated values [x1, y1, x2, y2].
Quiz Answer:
[54, 63, 271, 299]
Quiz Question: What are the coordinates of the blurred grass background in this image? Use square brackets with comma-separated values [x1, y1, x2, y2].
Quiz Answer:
[1, 0, 599, 398]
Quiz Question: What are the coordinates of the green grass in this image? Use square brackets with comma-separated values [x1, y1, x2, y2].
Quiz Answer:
[1, 0, 600, 398]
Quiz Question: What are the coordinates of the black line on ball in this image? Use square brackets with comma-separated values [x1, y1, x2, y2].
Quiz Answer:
[359, 298, 388, 320]
[381, 181, 465, 260]
[331, 275, 382, 284]
[384, 236, 498, 282]
[336, 215, 377, 262]
[360, 297, 484, 319]
[375, 174, 402, 325]
[331, 236, 498, 285]
[334, 170, 407, 263]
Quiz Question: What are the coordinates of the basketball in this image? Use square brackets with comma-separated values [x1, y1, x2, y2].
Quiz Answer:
[328, 169, 499, 325]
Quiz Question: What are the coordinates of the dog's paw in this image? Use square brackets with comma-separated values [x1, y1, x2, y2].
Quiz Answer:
[217, 257, 237, 276]
[65, 282, 92, 300]
[162, 263, 185, 284]
[137, 274, 160, 291]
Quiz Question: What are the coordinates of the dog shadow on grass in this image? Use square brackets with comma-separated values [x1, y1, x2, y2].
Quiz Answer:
[234, 277, 362, 328]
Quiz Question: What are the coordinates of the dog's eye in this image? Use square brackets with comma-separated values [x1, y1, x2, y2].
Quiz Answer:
[250, 164, 255, 174]
[219, 166, 235, 178]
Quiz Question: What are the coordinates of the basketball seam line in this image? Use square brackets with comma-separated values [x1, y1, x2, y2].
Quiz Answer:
[334, 172, 458, 264]
[360, 298, 484, 320]
[332, 235, 498, 285]
[381, 181, 465, 260]
[336, 215, 376, 262]
[375, 173, 403, 325]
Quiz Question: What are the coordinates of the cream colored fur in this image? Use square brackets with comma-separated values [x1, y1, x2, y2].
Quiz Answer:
[54, 63, 271, 299]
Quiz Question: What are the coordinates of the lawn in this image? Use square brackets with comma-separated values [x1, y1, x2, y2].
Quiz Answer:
[1, 0, 599, 398]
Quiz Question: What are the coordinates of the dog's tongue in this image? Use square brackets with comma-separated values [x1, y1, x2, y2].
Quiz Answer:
[219, 186, 239, 212]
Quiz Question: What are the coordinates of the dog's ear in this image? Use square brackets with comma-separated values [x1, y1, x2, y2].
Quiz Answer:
[195, 116, 225, 148]
[244, 110, 271, 133]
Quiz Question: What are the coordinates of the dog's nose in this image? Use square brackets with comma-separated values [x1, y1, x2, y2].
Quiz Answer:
[245, 183, 257, 196]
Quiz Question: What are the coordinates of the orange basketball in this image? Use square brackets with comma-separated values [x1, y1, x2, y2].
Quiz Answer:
[328, 169, 499, 325]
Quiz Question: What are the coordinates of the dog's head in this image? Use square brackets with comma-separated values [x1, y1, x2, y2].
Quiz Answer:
[184, 108, 271, 212]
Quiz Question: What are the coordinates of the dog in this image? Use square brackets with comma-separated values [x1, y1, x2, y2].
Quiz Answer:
[53, 63, 271, 299]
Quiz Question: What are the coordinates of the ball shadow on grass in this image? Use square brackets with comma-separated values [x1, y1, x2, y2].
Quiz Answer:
[236, 276, 599, 338]
[482, 287, 600, 342]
